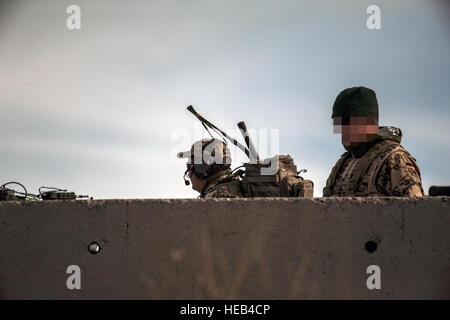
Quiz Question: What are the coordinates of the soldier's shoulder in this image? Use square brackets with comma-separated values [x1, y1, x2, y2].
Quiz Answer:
[383, 145, 420, 168]
[376, 143, 423, 196]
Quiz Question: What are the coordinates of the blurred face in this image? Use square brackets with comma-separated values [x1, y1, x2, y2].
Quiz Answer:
[333, 117, 379, 146]
[188, 168, 206, 193]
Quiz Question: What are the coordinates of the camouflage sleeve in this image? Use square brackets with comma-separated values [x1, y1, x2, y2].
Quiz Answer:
[203, 181, 243, 199]
[376, 151, 424, 196]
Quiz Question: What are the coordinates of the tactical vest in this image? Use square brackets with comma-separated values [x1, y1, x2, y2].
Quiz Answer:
[323, 140, 410, 196]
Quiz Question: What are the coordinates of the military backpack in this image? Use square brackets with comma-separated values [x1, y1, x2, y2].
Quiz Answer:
[240, 155, 314, 197]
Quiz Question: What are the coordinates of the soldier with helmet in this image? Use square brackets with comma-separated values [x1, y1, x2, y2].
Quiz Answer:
[323, 86, 424, 197]
[178, 138, 244, 198]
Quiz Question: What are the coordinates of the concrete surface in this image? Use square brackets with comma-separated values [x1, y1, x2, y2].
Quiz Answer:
[0, 197, 449, 299]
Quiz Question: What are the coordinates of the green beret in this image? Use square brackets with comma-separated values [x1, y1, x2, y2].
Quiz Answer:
[332, 87, 379, 121]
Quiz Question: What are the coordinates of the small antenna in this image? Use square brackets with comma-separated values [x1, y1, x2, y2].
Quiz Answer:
[237, 121, 260, 163]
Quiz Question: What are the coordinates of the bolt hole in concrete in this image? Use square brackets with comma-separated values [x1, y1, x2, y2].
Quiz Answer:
[88, 242, 101, 255]
[365, 241, 378, 253]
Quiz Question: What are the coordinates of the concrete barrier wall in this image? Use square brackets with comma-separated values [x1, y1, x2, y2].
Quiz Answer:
[0, 197, 449, 300]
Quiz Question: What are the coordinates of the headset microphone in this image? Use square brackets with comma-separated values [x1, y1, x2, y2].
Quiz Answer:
[183, 169, 190, 186]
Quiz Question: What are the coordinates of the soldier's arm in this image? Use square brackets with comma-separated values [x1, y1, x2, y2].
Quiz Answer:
[203, 182, 243, 199]
[376, 151, 424, 196]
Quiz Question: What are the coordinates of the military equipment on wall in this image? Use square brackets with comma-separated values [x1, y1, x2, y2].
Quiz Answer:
[39, 187, 77, 200]
[0, 182, 35, 201]
[0, 187, 18, 201]
[38, 186, 90, 200]
[0, 182, 91, 201]
[429, 186, 450, 196]
[184, 105, 314, 197]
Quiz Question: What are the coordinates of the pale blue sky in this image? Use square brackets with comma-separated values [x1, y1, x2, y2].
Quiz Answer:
[0, 0, 449, 198]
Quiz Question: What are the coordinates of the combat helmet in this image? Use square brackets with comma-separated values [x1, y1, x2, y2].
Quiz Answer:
[177, 139, 231, 183]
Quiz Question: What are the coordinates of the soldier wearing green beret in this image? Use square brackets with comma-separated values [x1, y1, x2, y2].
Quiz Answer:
[323, 86, 424, 197]
[178, 139, 243, 198]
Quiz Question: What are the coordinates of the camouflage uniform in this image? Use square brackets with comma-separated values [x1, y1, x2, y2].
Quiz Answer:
[200, 170, 244, 199]
[323, 127, 424, 197]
